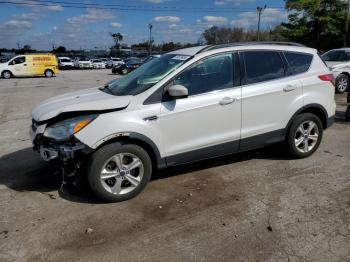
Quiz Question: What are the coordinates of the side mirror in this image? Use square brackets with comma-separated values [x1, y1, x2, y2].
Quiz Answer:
[168, 84, 188, 99]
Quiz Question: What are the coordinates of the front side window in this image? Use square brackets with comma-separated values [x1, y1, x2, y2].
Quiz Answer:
[173, 53, 236, 96]
[284, 52, 313, 75]
[10, 56, 25, 65]
[106, 54, 191, 96]
[243, 51, 285, 85]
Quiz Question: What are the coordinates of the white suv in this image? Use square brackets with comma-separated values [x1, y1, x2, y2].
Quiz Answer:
[30, 43, 336, 202]
[321, 48, 350, 93]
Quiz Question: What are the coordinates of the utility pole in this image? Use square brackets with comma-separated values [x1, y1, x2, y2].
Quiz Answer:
[345, 0, 350, 46]
[257, 5, 266, 41]
[148, 23, 153, 55]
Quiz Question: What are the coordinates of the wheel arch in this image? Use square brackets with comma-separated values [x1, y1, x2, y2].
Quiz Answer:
[338, 71, 350, 79]
[283, 104, 329, 139]
[1, 70, 13, 77]
[94, 132, 166, 170]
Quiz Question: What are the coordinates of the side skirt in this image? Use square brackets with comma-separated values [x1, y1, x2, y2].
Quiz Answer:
[164, 129, 284, 168]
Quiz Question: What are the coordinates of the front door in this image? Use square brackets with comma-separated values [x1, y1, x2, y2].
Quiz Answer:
[159, 52, 242, 165]
[8, 56, 29, 76]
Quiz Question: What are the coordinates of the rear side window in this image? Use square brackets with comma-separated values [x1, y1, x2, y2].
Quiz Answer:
[284, 52, 313, 75]
[242, 51, 285, 85]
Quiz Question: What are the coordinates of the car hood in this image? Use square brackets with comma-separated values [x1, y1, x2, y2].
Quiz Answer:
[325, 61, 349, 68]
[32, 87, 131, 122]
[327, 61, 350, 71]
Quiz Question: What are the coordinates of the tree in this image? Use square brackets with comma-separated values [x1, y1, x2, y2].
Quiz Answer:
[200, 26, 285, 45]
[282, 0, 348, 51]
[53, 46, 66, 53]
[110, 32, 123, 50]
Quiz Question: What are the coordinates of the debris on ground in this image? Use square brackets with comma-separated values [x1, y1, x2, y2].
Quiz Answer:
[85, 228, 94, 234]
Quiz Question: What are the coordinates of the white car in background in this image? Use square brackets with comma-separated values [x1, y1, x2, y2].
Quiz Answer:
[321, 48, 350, 93]
[106, 57, 124, 68]
[90, 59, 106, 69]
[74, 58, 93, 69]
[58, 57, 74, 70]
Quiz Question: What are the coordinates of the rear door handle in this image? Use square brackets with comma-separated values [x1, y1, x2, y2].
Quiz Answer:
[283, 84, 297, 92]
[219, 97, 236, 105]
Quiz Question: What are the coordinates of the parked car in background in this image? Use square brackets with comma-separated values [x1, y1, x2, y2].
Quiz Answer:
[321, 48, 350, 93]
[74, 58, 93, 69]
[100, 58, 108, 67]
[111, 58, 143, 74]
[106, 57, 124, 69]
[58, 57, 74, 70]
[1, 53, 59, 79]
[31, 43, 335, 202]
[90, 59, 106, 69]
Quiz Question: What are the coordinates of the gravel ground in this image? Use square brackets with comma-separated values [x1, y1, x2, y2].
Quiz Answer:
[0, 70, 349, 262]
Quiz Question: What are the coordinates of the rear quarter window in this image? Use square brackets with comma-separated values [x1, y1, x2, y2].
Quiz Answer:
[284, 52, 313, 76]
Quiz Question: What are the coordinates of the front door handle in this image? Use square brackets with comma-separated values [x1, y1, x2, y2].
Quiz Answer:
[283, 84, 297, 92]
[219, 97, 236, 105]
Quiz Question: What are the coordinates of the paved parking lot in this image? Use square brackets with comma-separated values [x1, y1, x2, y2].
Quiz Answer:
[0, 70, 349, 262]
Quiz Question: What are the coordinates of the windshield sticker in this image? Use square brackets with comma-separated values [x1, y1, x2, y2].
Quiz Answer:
[172, 55, 190, 61]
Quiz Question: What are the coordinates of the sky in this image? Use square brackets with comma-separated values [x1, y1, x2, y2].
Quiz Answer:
[0, 0, 287, 50]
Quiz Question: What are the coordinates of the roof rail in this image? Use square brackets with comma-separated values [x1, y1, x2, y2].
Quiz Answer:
[199, 41, 305, 53]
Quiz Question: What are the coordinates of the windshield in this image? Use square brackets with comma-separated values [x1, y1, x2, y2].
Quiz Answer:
[106, 54, 191, 96]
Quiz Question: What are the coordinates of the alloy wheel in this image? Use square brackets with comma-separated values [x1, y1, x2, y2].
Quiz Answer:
[337, 77, 348, 93]
[294, 120, 319, 153]
[100, 153, 144, 195]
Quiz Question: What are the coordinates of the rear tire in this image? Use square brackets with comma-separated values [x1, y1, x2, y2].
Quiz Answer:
[45, 69, 54, 78]
[87, 142, 152, 202]
[335, 74, 349, 94]
[285, 113, 323, 158]
[1, 70, 12, 79]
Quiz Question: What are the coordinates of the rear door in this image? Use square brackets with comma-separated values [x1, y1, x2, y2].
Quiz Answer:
[240, 50, 303, 150]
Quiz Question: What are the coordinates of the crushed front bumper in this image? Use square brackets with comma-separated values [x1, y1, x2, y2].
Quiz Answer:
[35, 141, 89, 162]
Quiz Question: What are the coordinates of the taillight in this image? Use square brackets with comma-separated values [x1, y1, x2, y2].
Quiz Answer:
[318, 74, 335, 86]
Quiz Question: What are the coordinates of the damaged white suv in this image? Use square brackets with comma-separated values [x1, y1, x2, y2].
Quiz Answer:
[31, 43, 336, 202]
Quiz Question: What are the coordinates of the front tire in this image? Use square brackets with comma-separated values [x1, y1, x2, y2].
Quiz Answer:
[285, 113, 323, 158]
[335, 74, 349, 94]
[87, 142, 152, 202]
[1, 70, 12, 79]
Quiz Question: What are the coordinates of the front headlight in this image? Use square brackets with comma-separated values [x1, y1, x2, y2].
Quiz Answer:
[44, 115, 97, 141]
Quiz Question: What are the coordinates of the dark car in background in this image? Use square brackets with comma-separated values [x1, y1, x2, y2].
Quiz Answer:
[111, 58, 143, 74]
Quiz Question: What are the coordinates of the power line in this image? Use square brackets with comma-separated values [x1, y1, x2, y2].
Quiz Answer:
[0, 1, 284, 13]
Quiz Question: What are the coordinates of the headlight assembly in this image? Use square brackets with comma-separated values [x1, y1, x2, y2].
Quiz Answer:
[44, 115, 97, 141]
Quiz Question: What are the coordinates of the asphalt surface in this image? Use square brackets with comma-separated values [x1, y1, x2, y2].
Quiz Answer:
[0, 70, 349, 262]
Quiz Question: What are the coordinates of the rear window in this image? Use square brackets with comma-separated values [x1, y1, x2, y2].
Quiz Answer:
[284, 52, 313, 75]
[243, 51, 285, 85]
